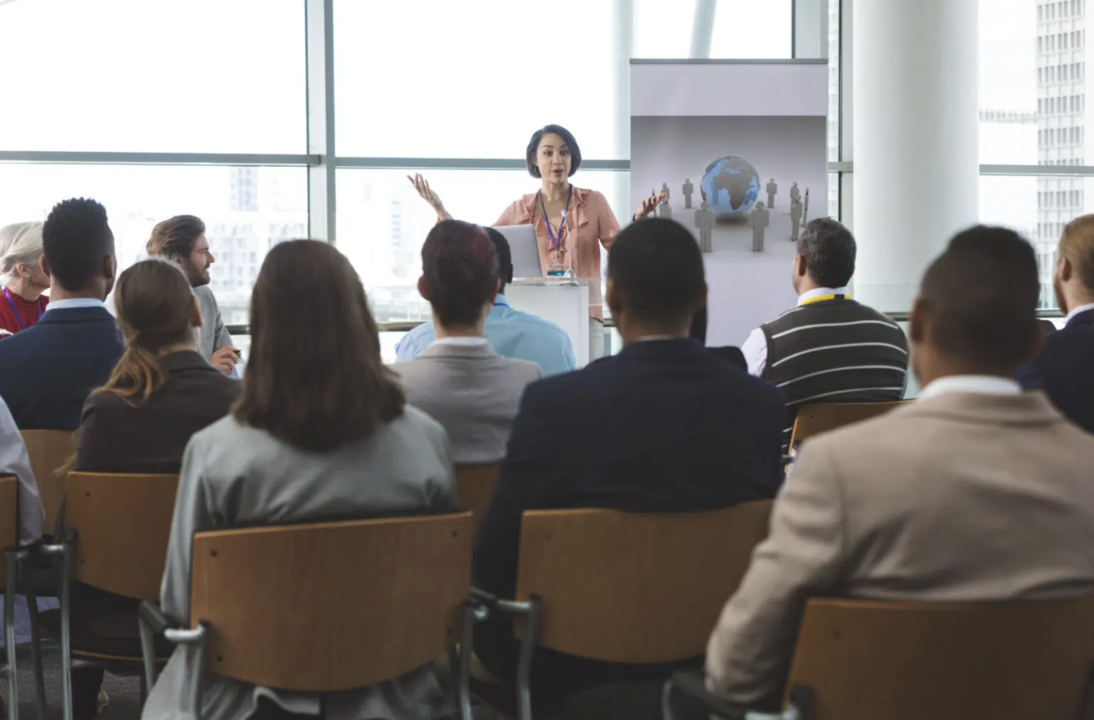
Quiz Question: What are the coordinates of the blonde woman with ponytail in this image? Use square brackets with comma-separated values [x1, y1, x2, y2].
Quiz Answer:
[68, 258, 241, 719]
[76, 257, 240, 472]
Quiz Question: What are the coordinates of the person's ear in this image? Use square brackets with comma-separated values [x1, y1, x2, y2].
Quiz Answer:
[191, 297, 204, 328]
[417, 276, 429, 301]
[1060, 255, 1074, 283]
[104, 255, 116, 283]
[697, 282, 709, 311]
[794, 254, 807, 278]
[909, 296, 927, 345]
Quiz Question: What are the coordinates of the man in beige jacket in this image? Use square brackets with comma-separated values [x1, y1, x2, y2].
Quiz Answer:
[706, 225, 1094, 708]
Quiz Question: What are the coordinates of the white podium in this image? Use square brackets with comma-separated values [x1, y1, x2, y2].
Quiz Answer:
[507, 280, 591, 367]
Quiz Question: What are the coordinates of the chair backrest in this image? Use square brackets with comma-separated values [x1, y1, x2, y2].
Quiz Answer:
[785, 596, 1094, 720]
[790, 401, 905, 448]
[455, 463, 500, 534]
[20, 429, 79, 532]
[189, 512, 474, 692]
[64, 472, 179, 600]
[0, 476, 18, 586]
[513, 501, 774, 664]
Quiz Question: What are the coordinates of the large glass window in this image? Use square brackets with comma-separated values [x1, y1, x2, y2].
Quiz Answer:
[0, 0, 306, 154]
[0, 165, 308, 324]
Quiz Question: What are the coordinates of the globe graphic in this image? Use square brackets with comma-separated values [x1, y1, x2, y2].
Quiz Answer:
[700, 155, 761, 216]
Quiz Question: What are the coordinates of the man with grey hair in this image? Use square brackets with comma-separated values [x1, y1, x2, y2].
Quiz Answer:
[0, 222, 50, 335]
[146, 215, 238, 375]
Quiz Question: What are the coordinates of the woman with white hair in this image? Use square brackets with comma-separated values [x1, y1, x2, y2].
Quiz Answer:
[0, 222, 50, 335]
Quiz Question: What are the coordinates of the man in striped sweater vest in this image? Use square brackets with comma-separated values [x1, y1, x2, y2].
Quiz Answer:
[741, 218, 909, 449]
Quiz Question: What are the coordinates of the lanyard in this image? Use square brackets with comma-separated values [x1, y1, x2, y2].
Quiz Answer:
[3, 289, 41, 332]
[538, 185, 573, 251]
[799, 293, 850, 306]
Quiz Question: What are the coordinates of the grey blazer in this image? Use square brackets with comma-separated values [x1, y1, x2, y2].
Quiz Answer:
[142, 407, 457, 720]
[195, 285, 233, 360]
[392, 341, 542, 464]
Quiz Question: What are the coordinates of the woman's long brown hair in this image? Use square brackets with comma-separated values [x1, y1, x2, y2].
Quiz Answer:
[233, 240, 405, 452]
[96, 258, 197, 403]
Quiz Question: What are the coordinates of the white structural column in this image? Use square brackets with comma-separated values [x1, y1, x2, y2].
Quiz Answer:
[852, 0, 979, 311]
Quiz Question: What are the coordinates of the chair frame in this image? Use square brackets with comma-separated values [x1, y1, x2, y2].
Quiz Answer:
[137, 515, 478, 720]
[662, 670, 813, 720]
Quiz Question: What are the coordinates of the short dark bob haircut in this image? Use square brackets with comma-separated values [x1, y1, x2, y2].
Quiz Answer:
[526, 124, 582, 179]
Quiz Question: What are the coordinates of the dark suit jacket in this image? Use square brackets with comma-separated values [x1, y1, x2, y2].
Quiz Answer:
[708, 345, 747, 371]
[473, 338, 787, 599]
[76, 351, 241, 474]
[0, 306, 124, 430]
[1019, 308, 1094, 433]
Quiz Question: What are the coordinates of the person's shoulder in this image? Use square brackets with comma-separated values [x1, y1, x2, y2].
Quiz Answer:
[849, 300, 903, 328]
[392, 403, 448, 445]
[499, 308, 570, 338]
[494, 355, 543, 382]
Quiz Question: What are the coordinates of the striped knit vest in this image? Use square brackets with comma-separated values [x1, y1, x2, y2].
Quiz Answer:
[761, 297, 909, 449]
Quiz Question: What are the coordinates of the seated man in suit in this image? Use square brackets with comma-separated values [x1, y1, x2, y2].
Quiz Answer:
[689, 306, 747, 371]
[1019, 214, 1094, 432]
[706, 226, 1094, 708]
[397, 227, 576, 376]
[392, 220, 541, 464]
[473, 218, 787, 707]
[741, 218, 908, 450]
[0, 198, 124, 430]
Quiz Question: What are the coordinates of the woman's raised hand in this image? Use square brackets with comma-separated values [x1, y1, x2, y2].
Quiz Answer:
[408, 173, 452, 221]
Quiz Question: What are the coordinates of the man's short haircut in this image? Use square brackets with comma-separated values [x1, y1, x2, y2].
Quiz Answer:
[607, 218, 705, 327]
[42, 198, 114, 291]
[483, 226, 514, 291]
[526, 124, 582, 178]
[421, 220, 499, 328]
[146, 215, 206, 259]
[919, 225, 1040, 371]
[1059, 214, 1094, 289]
[797, 217, 856, 288]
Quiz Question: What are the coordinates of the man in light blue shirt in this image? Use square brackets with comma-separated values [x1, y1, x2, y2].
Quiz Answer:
[396, 227, 576, 376]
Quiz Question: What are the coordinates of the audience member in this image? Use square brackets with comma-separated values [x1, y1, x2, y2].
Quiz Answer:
[0, 395, 44, 544]
[706, 226, 1094, 708]
[741, 218, 908, 450]
[1019, 214, 1094, 432]
[0, 199, 123, 430]
[0, 222, 50, 335]
[77, 258, 241, 472]
[472, 218, 786, 707]
[393, 221, 541, 463]
[68, 258, 241, 718]
[143, 240, 456, 720]
[397, 226, 576, 376]
[689, 306, 747, 371]
[146, 215, 238, 375]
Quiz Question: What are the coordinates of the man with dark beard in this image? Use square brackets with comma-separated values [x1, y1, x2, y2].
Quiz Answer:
[147, 215, 238, 375]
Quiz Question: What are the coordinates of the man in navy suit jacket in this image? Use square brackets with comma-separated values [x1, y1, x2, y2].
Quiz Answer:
[0, 198, 123, 430]
[472, 219, 786, 708]
[1019, 215, 1094, 433]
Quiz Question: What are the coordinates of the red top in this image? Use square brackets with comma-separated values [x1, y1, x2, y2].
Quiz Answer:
[0, 289, 48, 336]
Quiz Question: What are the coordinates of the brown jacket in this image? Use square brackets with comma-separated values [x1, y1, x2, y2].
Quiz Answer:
[706, 390, 1094, 705]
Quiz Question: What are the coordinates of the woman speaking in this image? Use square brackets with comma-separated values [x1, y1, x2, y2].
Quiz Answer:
[410, 124, 663, 360]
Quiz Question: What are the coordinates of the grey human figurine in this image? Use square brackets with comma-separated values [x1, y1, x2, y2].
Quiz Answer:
[790, 197, 803, 242]
[694, 201, 715, 253]
[658, 196, 673, 220]
[661, 182, 671, 200]
[750, 201, 770, 253]
[682, 178, 694, 209]
[790, 182, 801, 205]
[766, 178, 777, 208]
[803, 188, 810, 224]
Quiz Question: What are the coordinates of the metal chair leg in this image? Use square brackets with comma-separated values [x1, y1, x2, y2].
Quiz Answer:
[21, 566, 46, 720]
[515, 596, 542, 720]
[5, 551, 19, 720]
[57, 545, 73, 720]
[457, 604, 475, 720]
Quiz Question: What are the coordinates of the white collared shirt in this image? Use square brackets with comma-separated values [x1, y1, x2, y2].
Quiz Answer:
[1065, 302, 1094, 323]
[44, 298, 106, 312]
[917, 375, 1021, 401]
[430, 336, 490, 347]
[741, 287, 851, 377]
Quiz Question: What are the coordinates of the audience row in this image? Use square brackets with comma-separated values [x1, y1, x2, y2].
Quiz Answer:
[0, 196, 1093, 720]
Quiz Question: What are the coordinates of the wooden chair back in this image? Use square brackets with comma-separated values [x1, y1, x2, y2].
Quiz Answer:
[785, 596, 1094, 720]
[189, 512, 474, 692]
[20, 429, 79, 532]
[0, 476, 19, 586]
[64, 472, 179, 600]
[790, 401, 905, 448]
[455, 463, 500, 534]
[513, 501, 773, 664]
